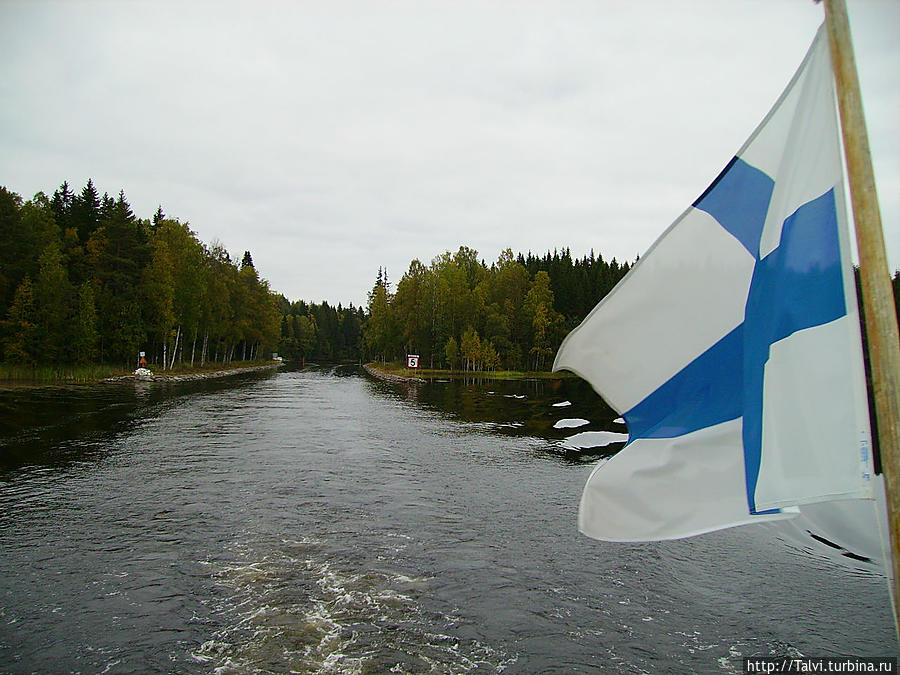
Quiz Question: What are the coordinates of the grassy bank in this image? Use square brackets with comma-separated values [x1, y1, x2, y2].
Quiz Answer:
[0, 360, 278, 384]
[366, 361, 575, 381]
[0, 363, 130, 383]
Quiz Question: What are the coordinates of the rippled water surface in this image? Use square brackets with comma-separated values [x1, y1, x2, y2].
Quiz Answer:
[0, 366, 895, 673]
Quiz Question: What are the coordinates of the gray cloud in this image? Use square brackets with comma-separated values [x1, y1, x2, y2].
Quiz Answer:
[2, 0, 897, 307]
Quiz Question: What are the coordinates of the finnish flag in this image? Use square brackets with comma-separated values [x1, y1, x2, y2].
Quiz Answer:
[553, 25, 875, 544]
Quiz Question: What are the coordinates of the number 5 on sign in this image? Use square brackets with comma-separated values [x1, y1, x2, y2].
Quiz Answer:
[407, 355, 419, 369]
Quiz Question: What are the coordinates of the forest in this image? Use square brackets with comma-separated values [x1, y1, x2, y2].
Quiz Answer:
[0, 181, 282, 372]
[276, 298, 365, 364]
[3, 180, 898, 376]
[274, 247, 633, 370]
[359, 246, 633, 371]
[0, 180, 634, 374]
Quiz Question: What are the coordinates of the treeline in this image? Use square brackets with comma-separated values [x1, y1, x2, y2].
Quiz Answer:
[276, 299, 365, 363]
[8, 180, 894, 376]
[361, 246, 633, 371]
[0, 181, 281, 370]
[362, 246, 900, 374]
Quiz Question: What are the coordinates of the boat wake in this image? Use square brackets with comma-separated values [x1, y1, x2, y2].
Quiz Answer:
[193, 537, 516, 673]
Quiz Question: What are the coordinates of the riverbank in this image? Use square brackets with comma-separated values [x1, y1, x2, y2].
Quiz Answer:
[363, 363, 427, 384]
[104, 362, 283, 384]
[363, 362, 574, 383]
[0, 361, 282, 388]
[0, 363, 129, 384]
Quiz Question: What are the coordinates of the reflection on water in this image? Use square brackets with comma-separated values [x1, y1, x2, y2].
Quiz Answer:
[0, 371, 278, 472]
[365, 372, 628, 462]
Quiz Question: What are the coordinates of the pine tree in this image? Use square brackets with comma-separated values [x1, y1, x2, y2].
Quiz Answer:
[0, 189, 61, 319]
[50, 182, 74, 233]
[72, 179, 101, 243]
[72, 282, 99, 365]
[2, 277, 37, 364]
[0, 187, 24, 317]
[33, 241, 73, 365]
[364, 278, 394, 363]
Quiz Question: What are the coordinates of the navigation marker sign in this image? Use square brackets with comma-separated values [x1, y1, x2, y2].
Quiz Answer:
[407, 355, 420, 369]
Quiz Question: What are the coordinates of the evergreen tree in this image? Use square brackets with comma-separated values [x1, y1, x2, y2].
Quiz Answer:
[340, 305, 362, 360]
[296, 313, 318, 359]
[71, 282, 99, 365]
[50, 182, 74, 234]
[0, 190, 60, 319]
[92, 191, 149, 363]
[71, 179, 101, 243]
[2, 277, 37, 364]
[0, 187, 22, 318]
[33, 241, 72, 365]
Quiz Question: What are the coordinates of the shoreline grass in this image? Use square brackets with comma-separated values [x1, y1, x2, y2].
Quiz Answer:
[0, 360, 278, 385]
[366, 361, 575, 381]
[0, 363, 130, 383]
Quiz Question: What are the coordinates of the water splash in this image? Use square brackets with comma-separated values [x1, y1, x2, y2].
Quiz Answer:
[194, 537, 515, 673]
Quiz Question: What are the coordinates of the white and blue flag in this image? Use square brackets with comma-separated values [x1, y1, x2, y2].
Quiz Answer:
[554, 25, 876, 544]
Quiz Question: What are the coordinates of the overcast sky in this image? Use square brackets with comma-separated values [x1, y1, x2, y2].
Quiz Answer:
[2, 1, 897, 307]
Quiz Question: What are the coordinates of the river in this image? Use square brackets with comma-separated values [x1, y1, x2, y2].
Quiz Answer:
[0, 366, 894, 673]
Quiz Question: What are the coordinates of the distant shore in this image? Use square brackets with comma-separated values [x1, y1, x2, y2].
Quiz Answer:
[0, 361, 283, 388]
[363, 362, 574, 383]
[105, 362, 283, 384]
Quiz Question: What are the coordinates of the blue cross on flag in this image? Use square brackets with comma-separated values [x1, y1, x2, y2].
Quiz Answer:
[553, 25, 875, 544]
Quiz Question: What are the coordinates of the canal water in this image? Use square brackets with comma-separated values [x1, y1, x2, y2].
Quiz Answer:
[0, 366, 894, 673]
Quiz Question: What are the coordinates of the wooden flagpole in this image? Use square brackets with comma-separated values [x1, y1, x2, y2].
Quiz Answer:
[823, 0, 900, 633]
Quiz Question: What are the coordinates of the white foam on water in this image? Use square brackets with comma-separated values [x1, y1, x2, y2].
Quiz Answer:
[100, 659, 121, 674]
[560, 431, 629, 450]
[194, 537, 513, 673]
[553, 418, 590, 429]
[552, 401, 572, 407]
